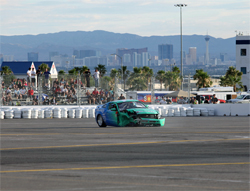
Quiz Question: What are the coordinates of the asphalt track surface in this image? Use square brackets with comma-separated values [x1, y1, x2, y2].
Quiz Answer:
[0, 117, 249, 191]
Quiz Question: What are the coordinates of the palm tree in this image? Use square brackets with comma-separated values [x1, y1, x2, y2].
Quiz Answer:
[193, 69, 213, 89]
[58, 70, 65, 75]
[95, 64, 106, 77]
[68, 68, 78, 75]
[39, 63, 50, 73]
[172, 66, 180, 74]
[220, 66, 243, 92]
[110, 68, 118, 87]
[1, 66, 12, 75]
[142, 66, 153, 90]
[127, 67, 148, 91]
[80, 66, 88, 74]
[155, 70, 165, 90]
[118, 66, 130, 90]
[164, 71, 181, 91]
[100, 76, 112, 90]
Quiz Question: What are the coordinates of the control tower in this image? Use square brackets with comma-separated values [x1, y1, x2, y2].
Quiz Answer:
[205, 34, 210, 65]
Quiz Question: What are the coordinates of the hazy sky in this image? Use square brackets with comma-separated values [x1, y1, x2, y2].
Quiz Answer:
[0, 0, 249, 38]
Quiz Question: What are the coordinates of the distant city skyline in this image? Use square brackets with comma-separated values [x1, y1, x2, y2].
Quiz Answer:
[1, 0, 249, 39]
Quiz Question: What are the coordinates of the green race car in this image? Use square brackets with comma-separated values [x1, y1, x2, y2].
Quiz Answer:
[95, 100, 165, 127]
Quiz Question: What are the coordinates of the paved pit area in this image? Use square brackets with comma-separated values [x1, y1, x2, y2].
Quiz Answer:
[0, 117, 249, 191]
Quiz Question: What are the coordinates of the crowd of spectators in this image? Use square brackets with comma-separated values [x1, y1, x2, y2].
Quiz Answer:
[1, 67, 122, 106]
[85, 88, 126, 105]
[1, 78, 33, 105]
[159, 94, 219, 105]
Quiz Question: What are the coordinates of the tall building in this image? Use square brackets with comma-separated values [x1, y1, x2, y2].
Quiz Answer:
[142, 52, 150, 66]
[79, 50, 96, 58]
[186, 47, 196, 65]
[236, 34, 250, 91]
[220, 53, 228, 62]
[73, 50, 79, 58]
[123, 54, 131, 63]
[205, 34, 210, 65]
[158, 44, 173, 60]
[49, 52, 59, 61]
[116, 48, 148, 66]
[28, 52, 38, 61]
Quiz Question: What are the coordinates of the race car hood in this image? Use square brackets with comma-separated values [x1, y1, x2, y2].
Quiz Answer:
[126, 108, 158, 115]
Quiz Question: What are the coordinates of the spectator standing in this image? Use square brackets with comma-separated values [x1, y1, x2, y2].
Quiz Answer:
[166, 97, 172, 104]
[204, 98, 209, 104]
[190, 97, 195, 104]
[36, 67, 42, 78]
[85, 69, 91, 87]
[43, 68, 51, 87]
[159, 97, 167, 104]
[36, 67, 42, 87]
[177, 96, 186, 104]
[194, 98, 199, 104]
[118, 94, 126, 100]
[27, 68, 31, 87]
[31, 68, 36, 87]
[211, 94, 218, 104]
[93, 69, 100, 87]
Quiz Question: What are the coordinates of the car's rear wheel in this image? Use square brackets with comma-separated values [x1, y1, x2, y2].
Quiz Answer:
[97, 115, 107, 127]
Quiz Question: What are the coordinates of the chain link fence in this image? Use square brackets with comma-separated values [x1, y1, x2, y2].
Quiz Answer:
[0, 73, 120, 106]
[0, 72, 197, 106]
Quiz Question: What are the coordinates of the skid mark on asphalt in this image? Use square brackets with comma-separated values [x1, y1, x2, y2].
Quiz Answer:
[1, 162, 249, 173]
[1, 138, 249, 151]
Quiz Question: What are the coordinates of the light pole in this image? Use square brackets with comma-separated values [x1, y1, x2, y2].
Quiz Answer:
[111, 54, 123, 89]
[175, 3, 187, 90]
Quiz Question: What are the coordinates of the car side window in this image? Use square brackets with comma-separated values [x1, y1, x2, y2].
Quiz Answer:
[245, 95, 250, 99]
[108, 103, 116, 110]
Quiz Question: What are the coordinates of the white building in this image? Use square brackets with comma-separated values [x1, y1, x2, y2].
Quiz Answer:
[142, 52, 150, 66]
[236, 35, 250, 91]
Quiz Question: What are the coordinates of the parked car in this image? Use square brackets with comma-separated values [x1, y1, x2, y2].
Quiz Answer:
[227, 94, 250, 103]
[95, 100, 165, 127]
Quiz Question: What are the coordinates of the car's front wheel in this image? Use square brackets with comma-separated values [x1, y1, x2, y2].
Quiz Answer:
[97, 115, 107, 127]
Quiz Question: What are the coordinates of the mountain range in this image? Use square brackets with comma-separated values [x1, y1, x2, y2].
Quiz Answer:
[0, 30, 236, 61]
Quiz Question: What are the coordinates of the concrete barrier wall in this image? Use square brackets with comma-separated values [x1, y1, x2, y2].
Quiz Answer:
[1, 103, 249, 117]
[192, 103, 250, 116]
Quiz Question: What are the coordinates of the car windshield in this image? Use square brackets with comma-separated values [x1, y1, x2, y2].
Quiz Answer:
[117, 101, 146, 111]
[236, 95, 244, 99]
